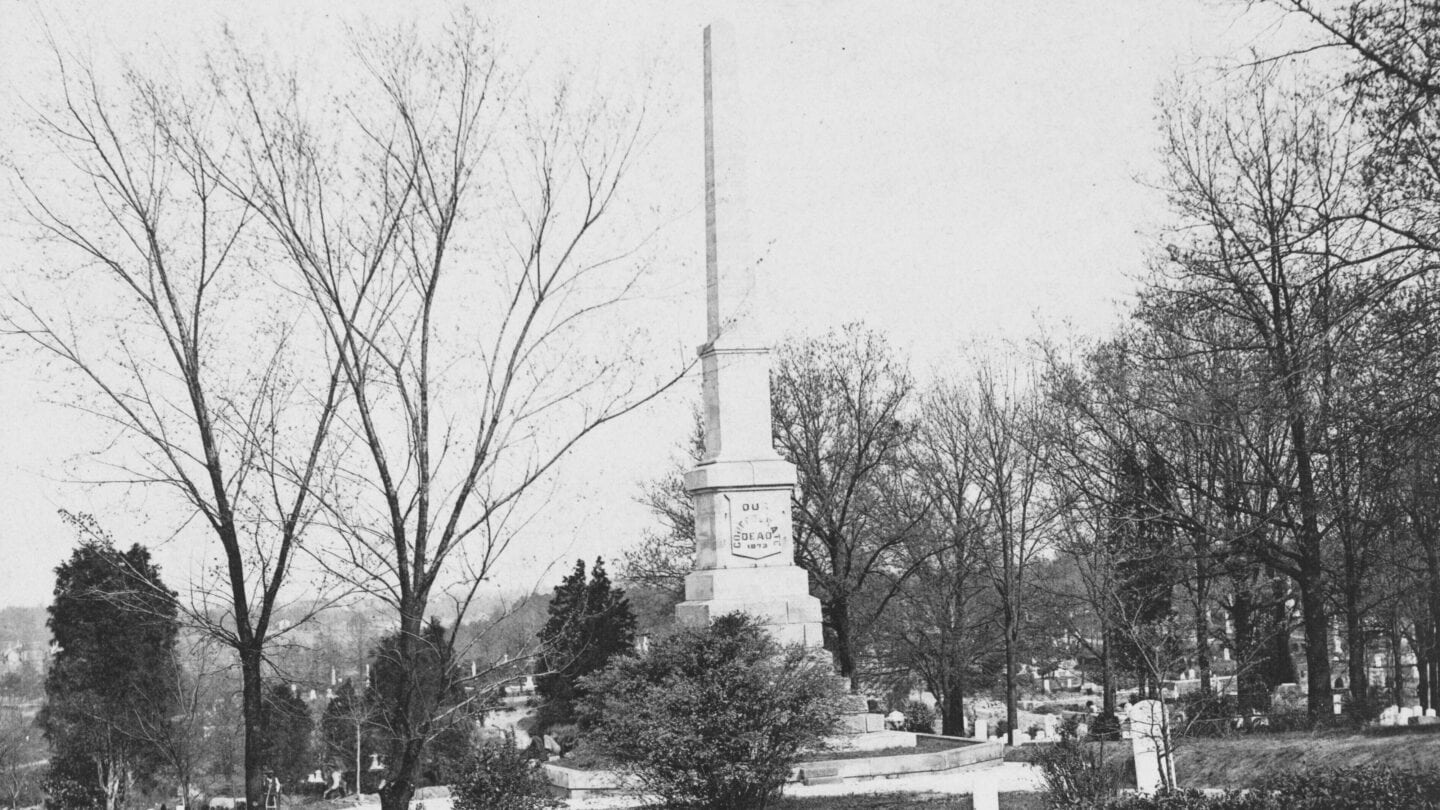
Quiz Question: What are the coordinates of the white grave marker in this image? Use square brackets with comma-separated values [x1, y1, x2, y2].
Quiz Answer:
[1128, 700, 1175, 795]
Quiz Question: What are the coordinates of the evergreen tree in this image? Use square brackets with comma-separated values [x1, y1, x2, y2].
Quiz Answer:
[258, 685, 313, 787]
[1105, 444, 1180, 698]
[321, 679, 374, 788]
[40, 520, 179, 810]
[366, 619, 470, 789]
[536, 558, 636, 729]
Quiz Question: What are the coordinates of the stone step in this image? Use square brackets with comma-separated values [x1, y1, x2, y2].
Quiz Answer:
[798, 765, 841, 786]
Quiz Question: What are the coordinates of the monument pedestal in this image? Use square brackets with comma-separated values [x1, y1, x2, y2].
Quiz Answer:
[677, 456, 824, 648]
[674, 18, 894, 754]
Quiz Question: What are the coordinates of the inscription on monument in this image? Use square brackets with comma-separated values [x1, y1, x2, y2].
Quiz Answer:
[725, 492, 786, 559]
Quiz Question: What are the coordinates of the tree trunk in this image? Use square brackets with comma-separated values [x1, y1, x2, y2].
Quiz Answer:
[1291, 420, 1332, 720]
[1426, 545, 1440, 712]
[1392, 617, 1405, 709]
[1345, 592, 1369, 720]
[1233, 589, 1263, 713]
[377, 605, 427, 810]
[240, 646, 266, 810]
[1266, 575, 1298, 693]
[1101, 628, 1116, 719]
[1417, 639, 1431, 715]
[942, 677, 966, 736]
[1004, 619, 1018, 747]
[1194, 591, 1212, 695]
[827, 594, 858, 690]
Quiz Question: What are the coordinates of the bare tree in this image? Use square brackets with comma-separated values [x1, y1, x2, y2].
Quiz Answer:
[772, 324, 924, 689]
[2, 42, 347, 808]
[0, 717, 42, 810]
[968, 359, 1063, 746]
[200, 20, 686, 810]
[1153, 67, 1425, 716]
[885, 378, 1002, 735]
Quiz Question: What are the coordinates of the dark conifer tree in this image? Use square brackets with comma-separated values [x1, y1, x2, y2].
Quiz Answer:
[258, 685, 313, 787]
[536, 558, 637, 729]
[321, 679, 373, 786]
[40, 519, 179, 810]
[366, 619, 467, 789]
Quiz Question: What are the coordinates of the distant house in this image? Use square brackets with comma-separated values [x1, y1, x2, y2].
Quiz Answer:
[0, 642, 51, 672]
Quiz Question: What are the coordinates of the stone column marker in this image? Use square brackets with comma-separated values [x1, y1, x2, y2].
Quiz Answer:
[674, 22, 824, 649]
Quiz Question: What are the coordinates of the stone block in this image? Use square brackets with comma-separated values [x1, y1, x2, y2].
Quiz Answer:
[684, 566, 810, 601]
[767, 620, 823, 648]
[675, 598, 789, 625]
[685, 457, 796, 491]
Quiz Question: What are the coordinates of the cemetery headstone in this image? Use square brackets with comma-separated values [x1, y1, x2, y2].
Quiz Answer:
[1128, 700, 1175, 795]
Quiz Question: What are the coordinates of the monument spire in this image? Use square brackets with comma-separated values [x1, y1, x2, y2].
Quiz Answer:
[703, 21, 757, 348]
[676, 22, 823, 650]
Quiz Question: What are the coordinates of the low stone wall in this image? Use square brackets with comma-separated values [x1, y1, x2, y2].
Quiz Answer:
[541, 763, 643, 802]
[792, 737, 1004, 786]
[544, 737, 1005, 799]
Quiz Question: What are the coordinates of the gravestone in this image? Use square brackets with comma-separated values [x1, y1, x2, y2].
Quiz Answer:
[674, 21, 824, 649]
[973, 718, 988, 741]
[1380, 705, 1400, 726]
[1128, 700, 1175, 795]
[1043, 714, 1060, 739]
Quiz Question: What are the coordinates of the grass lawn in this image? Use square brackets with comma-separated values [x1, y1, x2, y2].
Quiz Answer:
[1176, 725, 1440, 788]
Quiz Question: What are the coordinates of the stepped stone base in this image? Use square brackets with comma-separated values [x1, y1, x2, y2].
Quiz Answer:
[545, 736, 1005, 800]
[676, 564, 824, 648]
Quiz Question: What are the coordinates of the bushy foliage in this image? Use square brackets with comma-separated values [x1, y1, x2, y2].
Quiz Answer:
[536, 558, 636, 730]
[367, 618, 472, 787]
[900, 699, 936, 733]
[1103, 790, 1270, 809]
[260, 684, 314, 785]
[1258, 767, 1440, 808]
[1098, 767, 1440, 809]
[1089, 712, 1122, 741]
[1034, 737, 1119, 807]
[321, 679, 374, 778]
[41, 527, 179, 810]
[451, 734, 560, 810]
[577, 613, 844, 810]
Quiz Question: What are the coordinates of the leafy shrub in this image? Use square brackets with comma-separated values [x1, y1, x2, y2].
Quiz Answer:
[1102, 789, 1271, 809]
[451, 733, 560, 810]
[1259, 767, 1440, 808]
[900, 699, 936, 733]
[577, 612, 845, 810]
[1089, 712, 1122, 741]
[1059, 713, 1083, 740]
[1034, 736, 1119, 807]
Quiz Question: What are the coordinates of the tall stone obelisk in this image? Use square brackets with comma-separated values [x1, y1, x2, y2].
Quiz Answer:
[675, 22, 824, 649]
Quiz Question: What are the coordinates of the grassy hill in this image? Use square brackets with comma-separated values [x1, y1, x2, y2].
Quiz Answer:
[1177, 726, 1440, 788]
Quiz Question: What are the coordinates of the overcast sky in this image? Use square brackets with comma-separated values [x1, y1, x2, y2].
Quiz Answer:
[0, 1, 1313, 609]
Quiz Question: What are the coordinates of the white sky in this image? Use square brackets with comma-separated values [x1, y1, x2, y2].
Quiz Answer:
[0, 1, 1311, 609]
